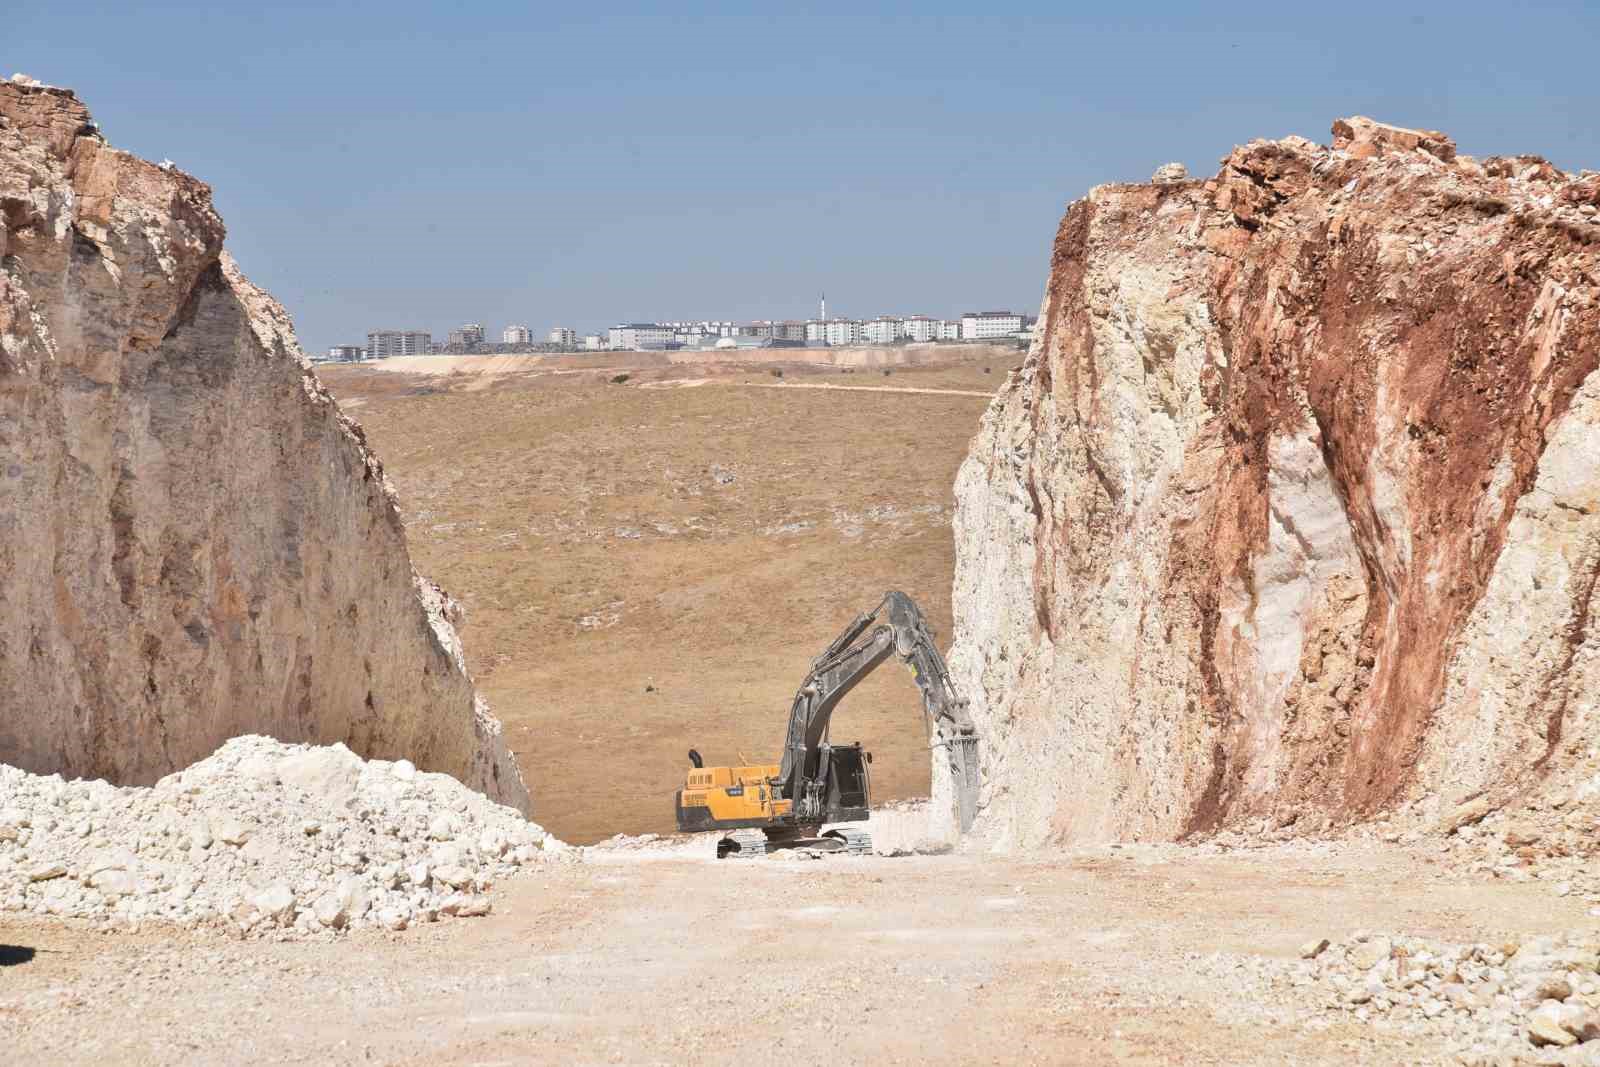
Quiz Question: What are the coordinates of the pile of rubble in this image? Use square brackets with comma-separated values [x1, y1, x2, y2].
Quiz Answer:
[0, 736, 559, 939]
[1434, 776, 1600, 906]
[1216, 931, 1600, 1062]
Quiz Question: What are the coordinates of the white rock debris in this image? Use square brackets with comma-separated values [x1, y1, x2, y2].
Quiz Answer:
[1199, 931, 1600, 1062]
[0, 736, 560, 939]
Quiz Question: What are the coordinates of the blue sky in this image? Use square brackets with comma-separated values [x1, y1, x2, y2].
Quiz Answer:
[10, 2, 1598, 351]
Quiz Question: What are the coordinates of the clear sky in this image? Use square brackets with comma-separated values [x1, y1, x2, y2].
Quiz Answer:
[10, 1, 1599, 351]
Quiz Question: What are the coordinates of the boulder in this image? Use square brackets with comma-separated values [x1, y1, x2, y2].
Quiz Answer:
[276, 745, 361, 802]
[250, 885, 296, 926]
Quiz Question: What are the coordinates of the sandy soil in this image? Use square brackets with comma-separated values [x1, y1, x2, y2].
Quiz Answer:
[356, 344, 1008, 379]
[1, 838, 1575, 1066]
[317, 351, 1016, 844]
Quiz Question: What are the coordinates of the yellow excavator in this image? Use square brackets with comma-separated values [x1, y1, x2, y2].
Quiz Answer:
[674, 590, 980, 857]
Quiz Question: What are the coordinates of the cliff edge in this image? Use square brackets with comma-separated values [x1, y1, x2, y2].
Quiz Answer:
[0, 78, 529, 813]
[950, 117, 1600, 848]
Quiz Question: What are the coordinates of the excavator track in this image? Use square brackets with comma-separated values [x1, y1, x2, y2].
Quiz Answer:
[823, 828, 873, 855]
[717, 829, 770, 859]
[715, 827, 873, 859]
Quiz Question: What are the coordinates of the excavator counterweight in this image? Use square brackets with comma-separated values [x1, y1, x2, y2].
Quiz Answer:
[674, 591, 980, 857]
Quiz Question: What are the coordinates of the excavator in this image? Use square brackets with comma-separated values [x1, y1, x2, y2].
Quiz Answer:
[674, 590, 980, 858]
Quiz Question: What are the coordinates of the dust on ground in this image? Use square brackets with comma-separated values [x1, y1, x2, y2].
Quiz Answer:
[318, 348, 1018, 844]
[3, 836, 1586, 1066]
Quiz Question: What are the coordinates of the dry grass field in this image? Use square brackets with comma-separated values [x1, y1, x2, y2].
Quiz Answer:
[318, 348, 1015, 842]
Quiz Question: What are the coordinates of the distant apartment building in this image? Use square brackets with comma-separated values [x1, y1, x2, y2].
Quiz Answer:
[366, 329, 432, 358]
[900, 317, 938, 343]
[862, 317, 904, 344]
[326, 344, 364, 362]
[823, 319, 863, 346]
[961, 311, 1023, 340]
[937, 319, 962, 341]
[583, 334, 604, 350]
[448, 323, 486, 347]
[548, 327, 577, 346]
[772, 320, 808, 342]
[608, 323, 677, 350]
[502, 324, 533, 345]
[804, 320, 826, 343]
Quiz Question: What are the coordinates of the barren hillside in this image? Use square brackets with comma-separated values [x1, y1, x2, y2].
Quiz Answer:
[319, 356, 1005, 842]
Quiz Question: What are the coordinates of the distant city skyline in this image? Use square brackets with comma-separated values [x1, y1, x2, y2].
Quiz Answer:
[336, 309, 1031, 359]
[16, 2, 1599, 356]
[329, 299, 1034, 352]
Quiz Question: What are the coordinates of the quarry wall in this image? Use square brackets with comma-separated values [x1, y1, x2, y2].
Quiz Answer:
[0, 80, 529, 813]
[948, 117, 1600, 849]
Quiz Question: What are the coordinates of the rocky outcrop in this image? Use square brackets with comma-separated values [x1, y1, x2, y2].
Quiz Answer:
[949, 116, 1600, 849]
[0, 79, 528, 813]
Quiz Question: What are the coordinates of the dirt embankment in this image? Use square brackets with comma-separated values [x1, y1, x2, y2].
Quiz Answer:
[950, 117, 1600, 848]
[0, 80, 526, 812]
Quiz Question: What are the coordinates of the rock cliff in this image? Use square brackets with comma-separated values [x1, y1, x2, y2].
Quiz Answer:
[0, 78, 529, 813]
[949, 117, 1600, 848]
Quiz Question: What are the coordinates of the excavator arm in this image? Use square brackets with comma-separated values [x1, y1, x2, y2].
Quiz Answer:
[776, 590, 981, 832]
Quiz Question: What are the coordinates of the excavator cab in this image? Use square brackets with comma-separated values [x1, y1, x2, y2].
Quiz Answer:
[821, 743, 870, 820]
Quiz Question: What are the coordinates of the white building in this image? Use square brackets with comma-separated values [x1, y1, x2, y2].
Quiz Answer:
[366, 330, 432, 358]
[583, 334, 604, 350]
[608, 323, 677, 350]
[502, 324, 533, 345]
[548, 327, 577, 346]
[823, 320, 862, 346]
[862, 317, 902, 344]
[900, 317, 939, 343]
[961, 311, 1023, 340]
[326, 344, 364, 362]
[805, 320, 825, 343]
[937, 319, 962, 341]
[447, 323, 486, 347]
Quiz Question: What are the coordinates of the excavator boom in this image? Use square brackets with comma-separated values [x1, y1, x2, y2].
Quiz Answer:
[777, 590, 980, 833]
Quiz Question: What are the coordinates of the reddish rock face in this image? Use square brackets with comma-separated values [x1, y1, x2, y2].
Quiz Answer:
[0, 80, 529, 813]
[948, 117, 1600, 848]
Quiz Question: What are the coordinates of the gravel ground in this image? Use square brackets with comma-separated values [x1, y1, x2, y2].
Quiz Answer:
[3, 833, 1595, 1065]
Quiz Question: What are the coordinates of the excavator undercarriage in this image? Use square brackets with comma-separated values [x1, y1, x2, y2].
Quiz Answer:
[674, 590, 981, 858]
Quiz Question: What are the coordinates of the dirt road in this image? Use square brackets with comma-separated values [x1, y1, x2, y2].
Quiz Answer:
[736, 381, 998, 397]
[1, 838, 1575, 1065]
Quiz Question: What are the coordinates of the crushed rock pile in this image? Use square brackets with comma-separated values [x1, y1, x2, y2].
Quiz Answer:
[1432, 779, 1600, 907]
[1161, 756, 1600, 911]
[0, 736, 560, 938]
[1204, 932, 1600, 1063]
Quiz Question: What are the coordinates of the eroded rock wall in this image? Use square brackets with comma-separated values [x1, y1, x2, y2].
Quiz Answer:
[0, 80, 529, 813]
[949, 117, 1600, 848]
